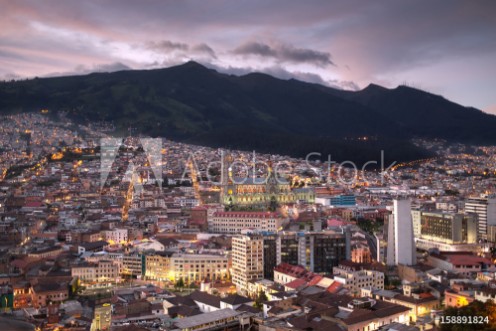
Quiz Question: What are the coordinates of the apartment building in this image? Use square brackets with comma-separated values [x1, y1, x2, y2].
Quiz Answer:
[333, 266, 384, 296]
[208, 211, 284, 234]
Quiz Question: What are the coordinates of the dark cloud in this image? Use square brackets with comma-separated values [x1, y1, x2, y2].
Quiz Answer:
[147, 40, 189, 52]
[205, 62, 356, 90]
[233, 42, 276, 57]
[2, 0, 496, 108]
[93, 62, 131, 72]
[46, 62, 132, 77]
[147, 40, 216, 59]
[191, 43, 217, 58]
[233, 41, 334, 67]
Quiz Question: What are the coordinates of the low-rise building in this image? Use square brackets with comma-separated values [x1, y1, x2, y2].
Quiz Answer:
[427, 252, 495, 276]
[169, 308, 248, 331]
[32, 282, 69, 308]
[333, 265, 384, 296]
[474, 287, 496, 303]
[363, 287, 440, 323]
[143, 252, 229, 284]
[71, 260, 120, 283]
[274, 263, 308, 285]
[170, 253, 229, 284]
[102, 228, 128, 244]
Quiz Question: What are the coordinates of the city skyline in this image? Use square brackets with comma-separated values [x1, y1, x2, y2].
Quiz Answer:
[2, 2, 496, 330]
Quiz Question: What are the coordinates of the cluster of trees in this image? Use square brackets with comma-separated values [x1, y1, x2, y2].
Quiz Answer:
[254, 289, 268, 309]
[356, 218, 384, 234]
[441, 300, 496, 331]
[174, 278, 198, 291]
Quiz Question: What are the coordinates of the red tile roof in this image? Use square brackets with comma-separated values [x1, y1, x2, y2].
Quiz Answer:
[327, 281, 343, 294]
[284, 278, 307, 289]
[307, 275, 324, 286]
[213, 211, 279, 218]
[274, 263, 308, 278]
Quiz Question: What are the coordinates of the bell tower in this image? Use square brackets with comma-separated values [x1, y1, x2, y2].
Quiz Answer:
[220, 150, 235, 209]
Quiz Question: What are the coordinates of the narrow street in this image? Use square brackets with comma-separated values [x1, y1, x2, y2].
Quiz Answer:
[188, 159, 202, 205]
[122, 172, 136, 222]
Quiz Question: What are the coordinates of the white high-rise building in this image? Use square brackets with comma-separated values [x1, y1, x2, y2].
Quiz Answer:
[411, 208, 422, 238]
[387, 198, 415, 266]
[465, 195, 496, 240]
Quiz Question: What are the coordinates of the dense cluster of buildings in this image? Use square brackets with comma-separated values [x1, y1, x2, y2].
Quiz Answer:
[1, 115, 496, 330]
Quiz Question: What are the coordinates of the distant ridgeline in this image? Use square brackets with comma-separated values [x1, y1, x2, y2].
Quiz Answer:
[1, 61, 496, 164]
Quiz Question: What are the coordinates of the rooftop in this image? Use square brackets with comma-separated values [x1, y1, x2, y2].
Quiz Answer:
[172, 308, 240, 329]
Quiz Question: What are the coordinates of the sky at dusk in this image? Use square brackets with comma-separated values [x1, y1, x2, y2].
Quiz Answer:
[1, 0, 496, 113]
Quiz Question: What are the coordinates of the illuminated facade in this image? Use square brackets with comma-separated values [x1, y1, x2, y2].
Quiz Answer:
[420, 211, 477, 244]
[144, 252, 229, 284]
[91, 304, 112, 331]
[220, 152, 314, 210]
[232, 235, 265, 294]
[445, 290, 474, 308]
[122, 254, 143, 277]
[351, 245, 372, 264]
[102, 228, 128, 244]
[363, 287, 440, 323]
[208, 211, 285, 233]
[170, 254, 229, 284]
[465, 195, 496, 241]
[144, 252, 172, 281]
[71, 260, 120, 283]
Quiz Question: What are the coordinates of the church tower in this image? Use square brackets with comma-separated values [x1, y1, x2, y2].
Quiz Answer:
[220, 150, 235, 210]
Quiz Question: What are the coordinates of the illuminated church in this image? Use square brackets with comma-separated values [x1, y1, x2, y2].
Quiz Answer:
[219, 153, 315, 210]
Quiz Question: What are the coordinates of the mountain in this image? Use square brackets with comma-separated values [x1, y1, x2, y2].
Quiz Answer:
[331, 83, 496, 143]
[0, 61, 494, 164]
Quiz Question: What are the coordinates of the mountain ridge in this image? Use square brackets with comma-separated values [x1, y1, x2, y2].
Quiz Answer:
[0, 61, 494, 164]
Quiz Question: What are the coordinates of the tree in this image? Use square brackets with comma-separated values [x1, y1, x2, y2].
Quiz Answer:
[269, 196, 277, 212]
[175, 278, 185, 289]
[254, 289, 268, 309]
[440, 300, 496, 331]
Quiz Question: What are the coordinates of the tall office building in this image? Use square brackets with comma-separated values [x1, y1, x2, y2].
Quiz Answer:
[414, 211, 479, 252]
[465, 195, 496, 241]
[419, 211, 478, 244]
[232, 230, 348, 293]
[262, 234, 279, 280]
[279, 230, 348, 274]
[387, 198, 415, 266]
[232, 235, 265, 294]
